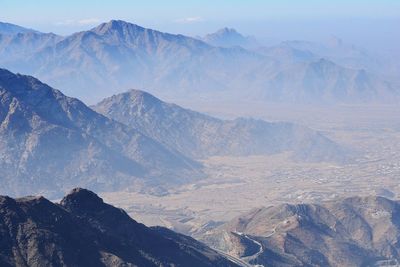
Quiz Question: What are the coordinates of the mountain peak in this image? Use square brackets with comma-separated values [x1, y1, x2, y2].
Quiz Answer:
[60, 188, 104, 211]
[96, 89, 163, 113]
[202, 27, 257, 48]
[107, 19, 138, 28]
[126, 88, 155, 98]
[93, 20, 144, 35]
[207, 27, 243, 40]
[217, 27, 239, 34]
[125, 89, 160, 102]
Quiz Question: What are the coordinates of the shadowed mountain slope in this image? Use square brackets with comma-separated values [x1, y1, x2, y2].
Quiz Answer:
[0, 188, 240, 267]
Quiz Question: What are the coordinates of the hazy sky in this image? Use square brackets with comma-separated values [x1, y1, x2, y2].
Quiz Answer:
[1, 0, 399, 52]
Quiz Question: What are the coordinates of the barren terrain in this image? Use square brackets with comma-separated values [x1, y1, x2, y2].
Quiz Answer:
[102, 105, 400, 236]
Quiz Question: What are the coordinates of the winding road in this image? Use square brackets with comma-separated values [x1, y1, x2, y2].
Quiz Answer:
[235, 232, 264, 263]
[229, 221, 287, 266]
[214, 248, 254, 267]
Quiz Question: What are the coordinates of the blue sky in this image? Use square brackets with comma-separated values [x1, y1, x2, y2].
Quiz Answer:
[2, 0, 398, 30]
[1, 0, 399, 52]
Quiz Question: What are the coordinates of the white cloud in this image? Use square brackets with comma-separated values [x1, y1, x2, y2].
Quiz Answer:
[175, 16, 203, 24]
[55, 18, 100, 26]
[78, 18, 101, 25]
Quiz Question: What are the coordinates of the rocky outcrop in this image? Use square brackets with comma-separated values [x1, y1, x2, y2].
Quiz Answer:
[0, 188, 239, 267]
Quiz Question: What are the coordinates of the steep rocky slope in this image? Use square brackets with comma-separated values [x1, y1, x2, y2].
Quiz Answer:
[0, 69, 200, 197]
[0, 188, 239, 267]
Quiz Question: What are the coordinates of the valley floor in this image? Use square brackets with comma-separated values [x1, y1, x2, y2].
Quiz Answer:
[102, 104, 400, 237]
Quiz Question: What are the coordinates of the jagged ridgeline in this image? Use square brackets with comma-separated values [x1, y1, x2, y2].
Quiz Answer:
[0, 20, 397, 104]
[0, 188, 240, 267]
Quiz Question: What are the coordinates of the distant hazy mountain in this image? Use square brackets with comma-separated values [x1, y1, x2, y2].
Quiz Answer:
[0, 31, 61, 68]
[202, 196, 400, 266]
[276, 37, 370, 67]
[256, 44, 318, 64]
[201, 28, 258, 48]
[248, 58, 397, 103]
[0, 20, 397, 104]
[0, 69, 200, 197]
[0, 22, 38, 35]
[0, 20, 265, 102]
[0, 188, 239, 267]
[276, 37, 399, 80]
[94, 89, 347, 162]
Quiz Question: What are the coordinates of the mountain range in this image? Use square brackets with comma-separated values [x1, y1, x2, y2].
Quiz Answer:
[266, 38, 400, 82]
[0, 20, 397, 104]
[0, 68, 348, 197]
[93, 89, 347, 162]
[0, 68, 200, 197]
[0, 188, 240, 267]
[201, 196, 400, 266]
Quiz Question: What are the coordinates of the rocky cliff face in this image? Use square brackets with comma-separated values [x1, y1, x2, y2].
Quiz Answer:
[0, 188, 239, 267]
